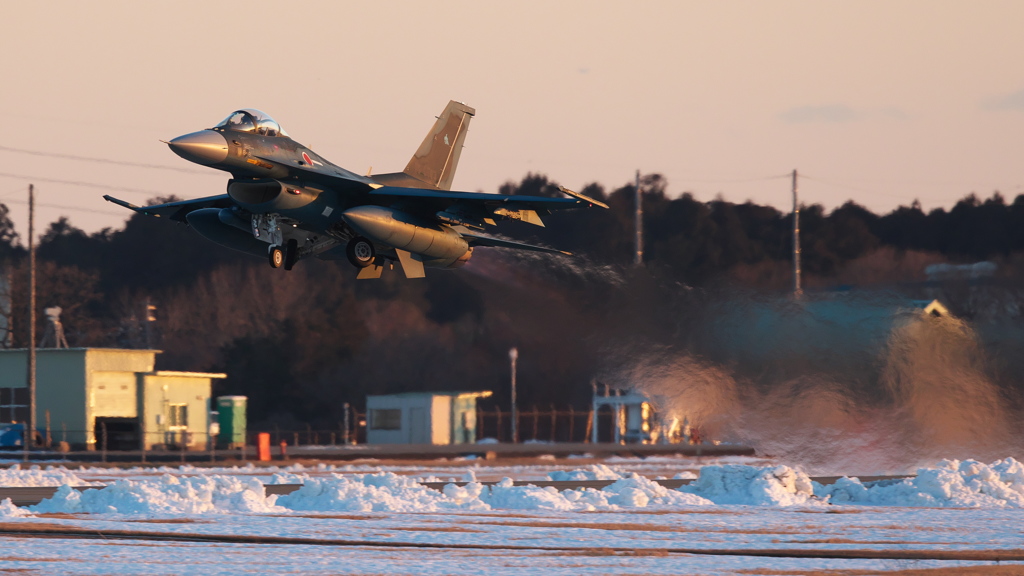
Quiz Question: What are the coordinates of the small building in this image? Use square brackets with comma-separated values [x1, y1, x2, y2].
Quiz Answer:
[591, 387, 656, 444]
[0, 348, 225, 451]
[215, 395, 248, 449]
[366, 391, 492, 445]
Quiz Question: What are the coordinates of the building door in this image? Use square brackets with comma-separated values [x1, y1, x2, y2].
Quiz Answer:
[408, 407, 426, 444]
[94, 417, 139, 451]
[595, 405, 616, 443]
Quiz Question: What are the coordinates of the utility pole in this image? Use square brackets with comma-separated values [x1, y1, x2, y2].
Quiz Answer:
[634, 170, 643, 266]
[792, 169, 802, 298]
[509, 347, 518, 443]
[0, 268, 11, 349]
[27, 184, 36, 453]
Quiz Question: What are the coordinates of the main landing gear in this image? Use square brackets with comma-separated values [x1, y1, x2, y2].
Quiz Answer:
[268, 239, 299, 270]
[346, 237, 375, 268]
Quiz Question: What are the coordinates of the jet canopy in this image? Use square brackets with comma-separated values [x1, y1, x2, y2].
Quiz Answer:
[214, 109, 288, 137]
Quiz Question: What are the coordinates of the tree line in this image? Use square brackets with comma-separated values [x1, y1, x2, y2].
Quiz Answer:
[0, 175, 1022, 427]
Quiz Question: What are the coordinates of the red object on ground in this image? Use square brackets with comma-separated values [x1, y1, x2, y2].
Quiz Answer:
[257, 433, 271, 462]
[279, 440, 288, 461]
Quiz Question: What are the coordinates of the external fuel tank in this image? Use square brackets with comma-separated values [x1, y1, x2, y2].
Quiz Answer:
[342, 205, 471, 266]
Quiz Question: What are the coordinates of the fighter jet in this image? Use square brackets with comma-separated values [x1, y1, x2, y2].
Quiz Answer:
[104, 101, 607, 278]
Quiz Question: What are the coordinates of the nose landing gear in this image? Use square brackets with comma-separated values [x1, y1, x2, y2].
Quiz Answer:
[268, 239, 300, 270]
[284, 239, 298, 270]
[269, 245, 285, 268]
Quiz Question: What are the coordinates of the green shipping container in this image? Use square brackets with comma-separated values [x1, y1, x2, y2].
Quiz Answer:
[216, 396, 247, 449]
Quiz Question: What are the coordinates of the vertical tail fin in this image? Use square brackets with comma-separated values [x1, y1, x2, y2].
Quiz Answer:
[402, 100, 475, 190]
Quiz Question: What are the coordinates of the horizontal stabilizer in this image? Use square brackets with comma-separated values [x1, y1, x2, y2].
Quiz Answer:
[458, 230, 571, 255]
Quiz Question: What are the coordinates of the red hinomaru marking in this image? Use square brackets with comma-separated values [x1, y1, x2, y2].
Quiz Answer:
[302, 152, 313, 166]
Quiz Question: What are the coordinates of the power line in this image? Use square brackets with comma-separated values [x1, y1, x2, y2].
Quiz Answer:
[0, 144, 213, 175]
[0, 187, 27, 200]
[2, 197, 126, 217]
[675, 173, 792, 184]
[799, 174, 921, 202]
[799, 172, 1015, 190]
[800, 173, 1020, 204]
[0, 172, 169, 197]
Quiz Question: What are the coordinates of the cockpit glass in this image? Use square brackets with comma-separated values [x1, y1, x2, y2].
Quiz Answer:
[255, 117, 280, 137]
[215, 111, 256, 133]
[214, 109, 287, 137]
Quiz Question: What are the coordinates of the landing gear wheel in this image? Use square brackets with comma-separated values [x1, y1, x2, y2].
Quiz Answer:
[346, 237, 375, 268]
[284, 239, 299, 271]
[269, 245, 284, 269]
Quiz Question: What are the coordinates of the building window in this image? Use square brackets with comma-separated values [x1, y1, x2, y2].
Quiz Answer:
[370, 409, 401, 430]
[168, 404, 188, 429]
[0, 387, 28, 423]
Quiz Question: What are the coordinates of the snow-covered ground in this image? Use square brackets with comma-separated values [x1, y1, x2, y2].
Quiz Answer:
[1, 457, 1023, 575]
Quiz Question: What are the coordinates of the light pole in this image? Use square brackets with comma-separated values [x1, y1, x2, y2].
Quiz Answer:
[509, 347, 518, 444]
[27, 184, 36, 455]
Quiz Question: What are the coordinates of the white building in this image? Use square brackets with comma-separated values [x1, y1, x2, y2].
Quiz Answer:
[366, 391, 492, 445]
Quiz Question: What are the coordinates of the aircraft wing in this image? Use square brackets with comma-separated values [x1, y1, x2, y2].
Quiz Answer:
[103, 194, 234, 223]
[370, 187, 593, 210]
[457, 229, 572, 255]
[369, 185, 606, 229]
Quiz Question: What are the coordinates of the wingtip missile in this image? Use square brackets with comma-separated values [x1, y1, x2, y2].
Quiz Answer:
[558, 186, 609, 209]
[104, 195, 164, 217]
[103, 195, 140, 211]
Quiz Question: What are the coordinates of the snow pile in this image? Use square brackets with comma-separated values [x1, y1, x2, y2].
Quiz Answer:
[277, 472, 710, 513]
[266, 472, 310, 485]
[682, 464, 819, 506]
[819, 458, 1024, 508]
[31, 475, 281, 515]
[484, 478, 578, 511]
[547, 464, 625, 481]
[20, 459, 1020, 516]
[473, 473, 710, 511]
[586, 474, 710, 508]
[0, 498, 30, 518]
[0, 464, 97, 487]
[278, 472, 483, 512]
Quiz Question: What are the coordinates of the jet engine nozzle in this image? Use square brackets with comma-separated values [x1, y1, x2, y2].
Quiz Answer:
[167, 130, 229, 165]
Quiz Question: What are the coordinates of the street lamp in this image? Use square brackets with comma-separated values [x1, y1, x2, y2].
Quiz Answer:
[509, 347, 518, 444]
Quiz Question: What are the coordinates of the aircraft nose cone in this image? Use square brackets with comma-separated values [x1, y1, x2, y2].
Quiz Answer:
[167, 130, 229, 165]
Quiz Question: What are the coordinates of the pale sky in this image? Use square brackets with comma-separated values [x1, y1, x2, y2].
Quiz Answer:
[2, 0, 1023, 237]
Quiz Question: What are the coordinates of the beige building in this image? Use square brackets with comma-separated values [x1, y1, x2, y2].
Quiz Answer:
[0, 348, 225, 450]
